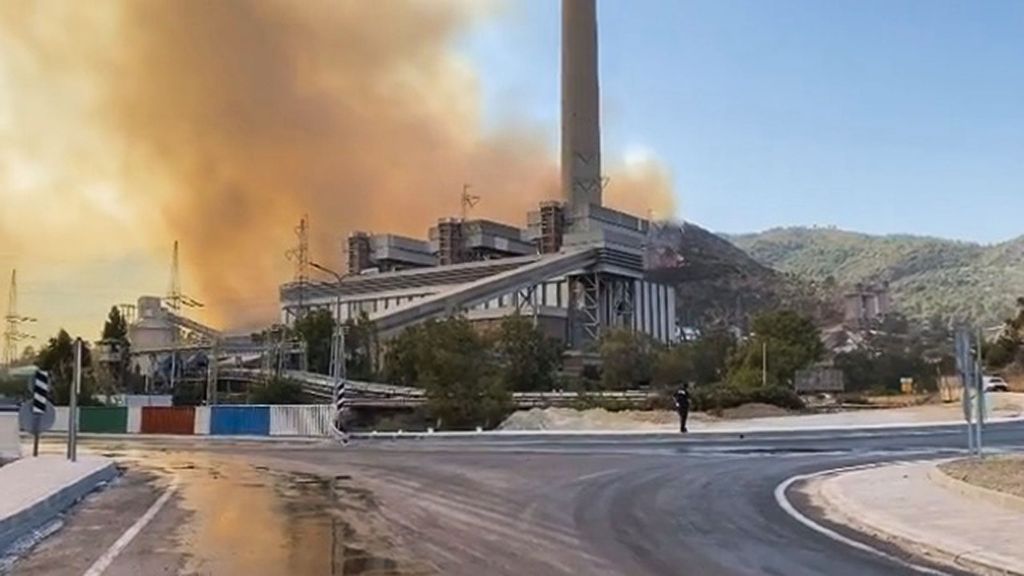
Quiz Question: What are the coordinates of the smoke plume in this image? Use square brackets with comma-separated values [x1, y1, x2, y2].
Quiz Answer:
[0, 0, 675, 329]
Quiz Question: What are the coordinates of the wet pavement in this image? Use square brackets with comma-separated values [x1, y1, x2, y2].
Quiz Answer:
[7, 439, 427, 576]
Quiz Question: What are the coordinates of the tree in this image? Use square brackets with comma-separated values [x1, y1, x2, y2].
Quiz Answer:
[492, 314, 562, 392]
[293, 309, 335, 374]
[385, 317, 511, 429]
[343, 313, 379, 381]
[102, 306, 128, 340]
[653, 330, 736, 390]
[383, 324, 425, 386]
[99, 306, 131, 392]
[727, 310, 824, 388]
[250, 377, 304, 404]
[36, 329, 96, 405]
[599, 329, 658, 390]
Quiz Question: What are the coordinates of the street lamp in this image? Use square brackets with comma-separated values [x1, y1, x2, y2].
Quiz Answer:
[309, 261, 347, 437]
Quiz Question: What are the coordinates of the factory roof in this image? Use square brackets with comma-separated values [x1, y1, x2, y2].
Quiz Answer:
[281, 254, 541, 300]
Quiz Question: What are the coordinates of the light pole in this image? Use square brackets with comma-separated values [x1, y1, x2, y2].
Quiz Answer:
[310, 261, 347, 436]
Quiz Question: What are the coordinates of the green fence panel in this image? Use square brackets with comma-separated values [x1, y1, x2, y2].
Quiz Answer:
[79, 406, 128, 433]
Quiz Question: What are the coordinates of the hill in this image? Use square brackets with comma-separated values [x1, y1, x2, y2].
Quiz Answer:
[728, 227, 1024, 326]
[647, 223, 840, 329]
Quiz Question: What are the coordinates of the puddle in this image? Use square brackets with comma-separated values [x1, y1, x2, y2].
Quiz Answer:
[71, 444, 427, 576]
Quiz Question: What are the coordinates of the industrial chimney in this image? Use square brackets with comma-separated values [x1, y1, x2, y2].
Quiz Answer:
[561, 0, 602, 213]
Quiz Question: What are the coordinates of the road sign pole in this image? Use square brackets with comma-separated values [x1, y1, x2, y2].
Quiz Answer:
[32, 412, 40, 457]
[69, 338, 81, 462]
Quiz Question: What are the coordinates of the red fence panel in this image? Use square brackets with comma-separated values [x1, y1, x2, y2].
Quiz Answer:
[140, 406, 195, 435]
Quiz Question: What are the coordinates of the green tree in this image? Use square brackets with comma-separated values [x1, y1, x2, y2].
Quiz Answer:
[250, 377, 304, 404]
[102, 306, 128, 340]
[383, 324, 425, 386]
[599, 328, 658, 390]
[36, 329, 97, 405]
[728, 310, 824, 388]
[343, 313, 379, 381]
[386, 317, 511, 429]
[293, 309, 335, 374]
[493, 314, 562, 392]
[99, 306, 131, 393]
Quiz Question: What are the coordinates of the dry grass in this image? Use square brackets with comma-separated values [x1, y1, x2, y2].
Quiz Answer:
[939, 454, 1024, 499]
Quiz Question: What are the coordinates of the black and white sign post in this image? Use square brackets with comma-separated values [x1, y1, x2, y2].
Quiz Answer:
[31, 370, 50, 457]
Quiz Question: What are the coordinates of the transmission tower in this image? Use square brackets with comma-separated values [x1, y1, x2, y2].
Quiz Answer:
[164, 242, 202, 393]
[460, 184, 480, 221]
[3, 269, 36, 367]
[165, 241, 203, 312]
[285, 215, 310, 321]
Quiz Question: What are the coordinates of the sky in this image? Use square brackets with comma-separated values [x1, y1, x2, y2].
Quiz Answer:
[1, 0, 1023, 344]
[462, 0, 1024, 242]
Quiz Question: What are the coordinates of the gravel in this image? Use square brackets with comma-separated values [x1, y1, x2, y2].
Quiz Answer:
[939, 454, 1024, 499]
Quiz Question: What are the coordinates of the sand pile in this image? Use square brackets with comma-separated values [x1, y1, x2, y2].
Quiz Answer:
[498, 408, 695, 431]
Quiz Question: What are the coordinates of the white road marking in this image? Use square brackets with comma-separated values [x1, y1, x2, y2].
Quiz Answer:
[81, 481, 178, 576]
[774, 463, 954, 576]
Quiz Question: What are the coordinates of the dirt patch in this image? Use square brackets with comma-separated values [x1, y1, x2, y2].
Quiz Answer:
[939, 455, 1024, 499]
[718, 403, 791, 419]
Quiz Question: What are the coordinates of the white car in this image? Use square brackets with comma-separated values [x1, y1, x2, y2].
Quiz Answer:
[984, 376, 1010, 393]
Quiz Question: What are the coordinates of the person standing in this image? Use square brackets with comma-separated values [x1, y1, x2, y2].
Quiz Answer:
[673, 384, 691, 433]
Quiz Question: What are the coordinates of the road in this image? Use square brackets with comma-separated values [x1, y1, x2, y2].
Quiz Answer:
[9, 421, 1024, 576]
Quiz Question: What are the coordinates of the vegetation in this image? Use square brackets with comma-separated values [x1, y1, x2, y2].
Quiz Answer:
[384, 317, 515, 429]
[727, 311, 825, 388]
[729, 227, 1024, 327]
[250, 377, 305, 404]
[492, 315, 562, 392]
[292, 309, 335, 375]
[985, 297, 1024, 371]
[598, 328, 657, 390]
[99, 306, 131, 394]
[35, 329, 98, 405]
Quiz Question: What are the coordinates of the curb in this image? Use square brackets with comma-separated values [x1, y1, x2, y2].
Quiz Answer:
[0, 461, 118, 553]
[808, 462, 1024, 576]
[929, 464, 1024, 514]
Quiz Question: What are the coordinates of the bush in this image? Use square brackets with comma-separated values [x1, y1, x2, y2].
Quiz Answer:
[690, 384, 804, 414]
[250, 377, 305, 405]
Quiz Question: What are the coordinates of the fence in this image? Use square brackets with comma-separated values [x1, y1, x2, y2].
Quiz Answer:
[40, 404, 334, 438]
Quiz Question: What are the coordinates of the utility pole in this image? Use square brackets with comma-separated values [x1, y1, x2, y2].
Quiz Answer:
[3, 269, 36, 368]
[69, 338, 82, 462]
[311, 261, 348, 436]
[761, 341, 768, 386]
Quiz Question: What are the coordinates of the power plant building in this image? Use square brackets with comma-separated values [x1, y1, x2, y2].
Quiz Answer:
[279, 0, 678, 351]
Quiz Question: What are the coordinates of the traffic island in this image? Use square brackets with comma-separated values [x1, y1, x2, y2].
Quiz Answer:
[801, 459, 1024, 576]
[0, 455, 117, 554]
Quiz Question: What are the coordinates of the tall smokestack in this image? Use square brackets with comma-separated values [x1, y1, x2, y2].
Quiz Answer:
[561, 0, 602, 212]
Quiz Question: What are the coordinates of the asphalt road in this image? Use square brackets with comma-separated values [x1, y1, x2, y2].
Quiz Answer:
[10, 421, 1024, 576]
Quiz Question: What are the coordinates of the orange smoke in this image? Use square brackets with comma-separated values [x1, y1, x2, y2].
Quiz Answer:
[1, 0, 675, 329]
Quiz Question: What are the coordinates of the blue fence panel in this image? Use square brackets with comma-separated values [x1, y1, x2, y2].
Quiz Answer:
[210, 406, 270, 436]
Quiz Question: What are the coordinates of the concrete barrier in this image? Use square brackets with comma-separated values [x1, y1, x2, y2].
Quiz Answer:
[0, 410, 20, 461]
[126, 406, 142, 434]
[194, 406, 211, 435]
[79, 407, 127, 433]
[269, 405, 332, 437]
[0, 456, 116, 553]
[140, 406, 195, 435]
[51, 407, 71, 433]
[210, 406, 269, 436]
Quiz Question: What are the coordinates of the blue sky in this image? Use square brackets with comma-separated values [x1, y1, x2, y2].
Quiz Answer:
[461, 0, 1024, 243]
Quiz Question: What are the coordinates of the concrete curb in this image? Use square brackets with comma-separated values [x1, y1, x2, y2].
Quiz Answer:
[809, 462, 1024, 576]
[929, 464, 1024, 514]
[0, 460, 118, 553]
